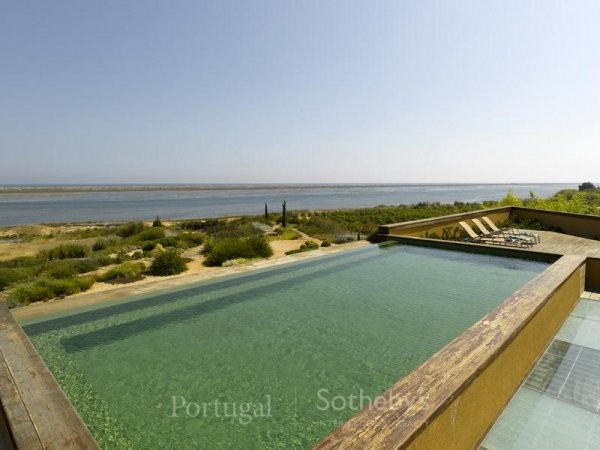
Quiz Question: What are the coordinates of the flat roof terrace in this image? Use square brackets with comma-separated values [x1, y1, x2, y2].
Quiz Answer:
[532, 230, 600, 258]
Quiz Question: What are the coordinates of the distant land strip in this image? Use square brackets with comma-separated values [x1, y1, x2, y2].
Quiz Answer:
[0, 183, 532, 194]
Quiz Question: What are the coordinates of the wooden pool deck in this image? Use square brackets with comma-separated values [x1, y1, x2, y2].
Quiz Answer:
[530, 230, 600, 257]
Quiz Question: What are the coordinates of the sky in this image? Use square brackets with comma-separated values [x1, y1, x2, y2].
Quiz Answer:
[1, 1, 599, 184]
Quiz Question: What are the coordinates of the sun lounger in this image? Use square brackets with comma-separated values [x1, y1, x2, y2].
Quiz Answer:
[459, 221, 533, 248]
[481, 216, 517, 235]
[473, 218, 535, 246]
[459, 222, 507, 245]
[482, 216, 540, 243]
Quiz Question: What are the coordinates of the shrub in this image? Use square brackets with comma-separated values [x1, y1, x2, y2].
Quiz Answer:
[177, 232, 204, 247]
[71, 257, 107, 273]
[114, 251, 131, 264]
[0, 268, 32, 290]
[92, 236, 120, 251]
[181, 218, 262, 238]
[285, 240, 319, 255]
[10, 276, 95, 304]
[135, 227, 166, 241]
[203, 236, 273, 267]
[47, 260, 78, 278]
[0, 256, 39, 269]
[320, 240, 332, 247]
[152, 216, 163, 227]
[131, 251, 144, 260]
[142, 241, 158, 252]
[99, 262, 146, 283]
[149, 250, 188, 276]
[271, 227, 301, 240]
[117, 221, 145, 237]
[158, 236, 180, 247]
[38, 243, 92, 260]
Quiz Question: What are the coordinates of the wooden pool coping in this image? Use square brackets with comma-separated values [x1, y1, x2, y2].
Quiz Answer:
[0, 304, 98, 449]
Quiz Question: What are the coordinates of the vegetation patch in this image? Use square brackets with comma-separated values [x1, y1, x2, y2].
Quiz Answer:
[149, 250, 188, 276]
[285, 240, 319, 255]
[270, 227, 301, 240]
[203, 236, 273, 267]
[9, 276, 95, 305]
[0, 267, 33, 290]
[117, 221, 145, 238]
[39, 243, 92, 260]
[99, 262, 146, 284]
[92, 236, 120, 251]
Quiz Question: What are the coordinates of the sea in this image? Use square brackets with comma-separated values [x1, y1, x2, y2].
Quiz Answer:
[0, 183, 576, 227]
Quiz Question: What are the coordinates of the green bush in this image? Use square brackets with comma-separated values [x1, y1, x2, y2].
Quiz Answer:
[99, 262, 146, 283]
[285, 240, 319, 255]
[177, 232, 204, 247]
[114, 251, 131, 264]
[181, 218, 262, 239]
[47, 260, 78, 278]
[10, 276, 95, 304]
[0, 268, 32, 290]
[0, 256, 39, 269]
[117, 221, 145, 237]
[152, 216, 163, 227]
[92, 236, 120, 251]
[142, 241, 158, 252]
[71, 257, 108, 273]
[38, 243, 92, 260]
[203, 236, 273, 267]
[320, 239, 332, 247]
[149, 250, 188, 276]
[135, 227, 166, 241]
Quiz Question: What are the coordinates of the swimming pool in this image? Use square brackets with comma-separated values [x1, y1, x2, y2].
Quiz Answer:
[22, 244, 549, 449]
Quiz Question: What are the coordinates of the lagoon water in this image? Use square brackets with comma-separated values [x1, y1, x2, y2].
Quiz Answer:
[0, 183, 574, 226]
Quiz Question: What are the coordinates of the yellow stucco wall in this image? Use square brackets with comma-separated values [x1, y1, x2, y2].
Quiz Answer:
[513, 208, 600, 240]
[388, 210, 511, 238]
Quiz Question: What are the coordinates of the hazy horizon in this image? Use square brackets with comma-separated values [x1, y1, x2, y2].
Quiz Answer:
[2, 1, 599, 184]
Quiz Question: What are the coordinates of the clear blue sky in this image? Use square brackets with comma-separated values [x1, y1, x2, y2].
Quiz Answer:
[1, 1, 598, 184]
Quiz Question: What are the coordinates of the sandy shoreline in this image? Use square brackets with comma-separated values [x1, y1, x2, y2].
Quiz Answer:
[12, 240, 371, 322]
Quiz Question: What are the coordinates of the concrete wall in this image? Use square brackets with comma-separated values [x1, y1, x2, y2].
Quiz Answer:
[512, 207, 600, 240]
[315, 255, 586, 449]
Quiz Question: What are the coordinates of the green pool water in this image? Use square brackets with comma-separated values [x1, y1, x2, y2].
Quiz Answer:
[22, 244, 549, 449]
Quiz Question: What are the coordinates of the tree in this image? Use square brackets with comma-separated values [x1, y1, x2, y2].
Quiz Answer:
[578, 182, 596, 191]
[264, 203, 268, 221]
[282, 200, 287, 227]
[152, 216, 163, 227]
